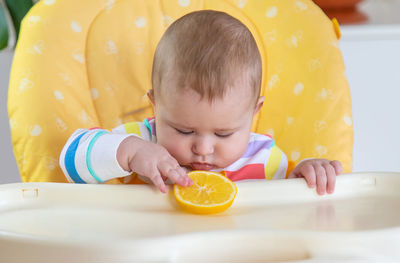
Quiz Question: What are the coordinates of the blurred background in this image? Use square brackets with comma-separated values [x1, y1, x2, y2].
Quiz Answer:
[1, 0, 399, 184]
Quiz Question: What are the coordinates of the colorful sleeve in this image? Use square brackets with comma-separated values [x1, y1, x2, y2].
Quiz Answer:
[59, 119, 153, 184]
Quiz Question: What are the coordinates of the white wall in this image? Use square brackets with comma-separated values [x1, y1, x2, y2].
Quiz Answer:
[0, 50, 20, 184]
[340, 25, 400, 173]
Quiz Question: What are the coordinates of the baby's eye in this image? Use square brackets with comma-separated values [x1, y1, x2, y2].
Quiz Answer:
[215, 132, 233, 138]
[175, 128, 194, 135]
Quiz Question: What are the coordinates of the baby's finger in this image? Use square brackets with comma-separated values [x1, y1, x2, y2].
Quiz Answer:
[158, 162, 187, 186]
[149, 172, 167, 193]
[300, 164, 316, 188]
[323, 163, 337, 194]
[330, 160, 343, 175]
[176, 166, 193, 186]
[168, 169, 188, 186]
[314, 164, 327, 195]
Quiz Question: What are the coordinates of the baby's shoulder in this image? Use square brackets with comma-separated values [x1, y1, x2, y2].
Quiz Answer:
[249, 132, 275, 143]
[247, 132, 276, 152]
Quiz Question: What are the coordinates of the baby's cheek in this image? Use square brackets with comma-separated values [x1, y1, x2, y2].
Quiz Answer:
[218, 138, 247, 166]
[162, 138, 190, 164]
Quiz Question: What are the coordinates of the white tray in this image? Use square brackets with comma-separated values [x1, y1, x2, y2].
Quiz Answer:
[0, 173, 399, 262]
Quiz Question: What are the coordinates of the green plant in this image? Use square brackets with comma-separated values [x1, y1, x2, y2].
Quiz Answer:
[0, 0, 34, 50]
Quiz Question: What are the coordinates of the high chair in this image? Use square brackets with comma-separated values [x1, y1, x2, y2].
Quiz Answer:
[2, 0, 399, 262]
[8, 0, 353, 183]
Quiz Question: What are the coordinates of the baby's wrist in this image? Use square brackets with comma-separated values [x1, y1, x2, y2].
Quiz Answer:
[116, 135, 144, 172]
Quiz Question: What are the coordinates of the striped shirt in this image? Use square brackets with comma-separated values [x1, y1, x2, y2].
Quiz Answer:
[59, 118, 288, 184]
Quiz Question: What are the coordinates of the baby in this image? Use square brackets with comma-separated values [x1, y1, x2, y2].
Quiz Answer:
[60, 10, 342, 195]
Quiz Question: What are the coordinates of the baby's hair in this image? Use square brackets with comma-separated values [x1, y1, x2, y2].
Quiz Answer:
[152, 10, 262, 104]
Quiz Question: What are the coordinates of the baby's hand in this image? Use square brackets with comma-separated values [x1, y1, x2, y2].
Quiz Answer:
[288, 159, 342, 195]
[117, 136, 193, 193]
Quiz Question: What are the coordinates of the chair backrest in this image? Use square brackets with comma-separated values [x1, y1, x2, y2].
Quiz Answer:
[8, 0, 353, 183]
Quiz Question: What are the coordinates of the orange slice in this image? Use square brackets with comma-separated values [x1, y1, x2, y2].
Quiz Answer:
[173, 170, 237, 214]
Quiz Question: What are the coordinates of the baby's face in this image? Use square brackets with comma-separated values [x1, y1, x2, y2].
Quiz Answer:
[153, 87, 261, 171]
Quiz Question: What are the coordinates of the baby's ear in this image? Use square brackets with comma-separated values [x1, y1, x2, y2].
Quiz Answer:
[147, 89, 155, 105]
[253, 96, 264, 116]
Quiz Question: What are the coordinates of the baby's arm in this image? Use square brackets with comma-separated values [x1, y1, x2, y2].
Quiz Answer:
[59, 128, 133, 184]
[288, 159, 342, 195]
[117, 136, 192, 193]
[59, 127, 192, 192]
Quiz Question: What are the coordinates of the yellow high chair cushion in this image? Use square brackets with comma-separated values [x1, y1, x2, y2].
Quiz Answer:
[8, 0, 353, 183]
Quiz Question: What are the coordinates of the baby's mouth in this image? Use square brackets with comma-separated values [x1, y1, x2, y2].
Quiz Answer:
[190, 162, 216, 171]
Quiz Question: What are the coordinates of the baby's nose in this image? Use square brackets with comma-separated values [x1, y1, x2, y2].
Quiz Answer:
[192, 138, 214, 156]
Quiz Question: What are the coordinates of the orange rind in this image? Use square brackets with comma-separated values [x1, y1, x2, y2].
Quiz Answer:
[174, 170, 237, 214]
